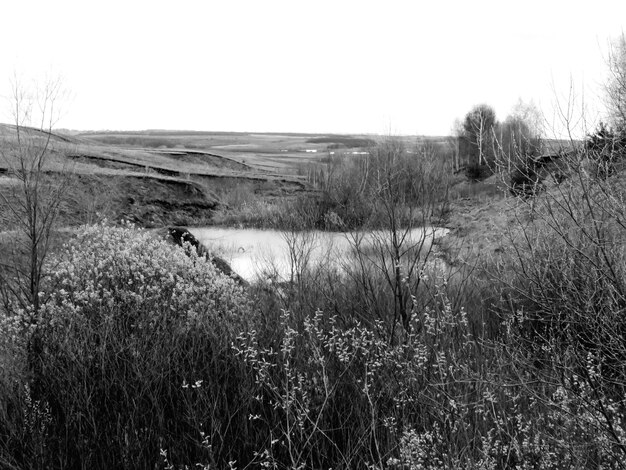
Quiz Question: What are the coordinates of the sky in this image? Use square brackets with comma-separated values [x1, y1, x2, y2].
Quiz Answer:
[0, 0, 624, 137]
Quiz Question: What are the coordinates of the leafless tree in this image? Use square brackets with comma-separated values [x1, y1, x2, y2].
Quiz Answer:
[606, 33, 626, 132]
[342, 139, 450, 342]
[0, 76, 70, 314]
[510, 98, 545, 138]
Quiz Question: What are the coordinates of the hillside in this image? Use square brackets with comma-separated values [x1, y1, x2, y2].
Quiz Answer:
[0, 125, 316, 228]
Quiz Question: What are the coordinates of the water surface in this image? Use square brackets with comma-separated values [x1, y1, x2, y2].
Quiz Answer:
[189, 226, 449, 282]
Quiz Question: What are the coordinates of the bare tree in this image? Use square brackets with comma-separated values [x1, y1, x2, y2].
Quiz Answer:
[451, 118, 464, 172]
[606, 33, 626, 132]
[343, 139, 450, 342]
[510, 98, 544, 138]
[0, 76, 70, 314]
[494, 114, 542, 186]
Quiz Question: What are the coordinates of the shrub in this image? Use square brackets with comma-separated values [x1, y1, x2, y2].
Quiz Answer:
[509, 163, 542, 197]
[234, 284, 495, 468]
[586, 122, 626, 177]
[298, 139, 451, 230]
[493, 146, 626, 467]
[1, 223, 253, 469]
[465, 162, 492, 181]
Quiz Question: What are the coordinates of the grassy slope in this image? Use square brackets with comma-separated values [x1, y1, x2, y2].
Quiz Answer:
[438, 147, 620, 268]
[440, 189, 531, 267]
[0, 126, 324, 228]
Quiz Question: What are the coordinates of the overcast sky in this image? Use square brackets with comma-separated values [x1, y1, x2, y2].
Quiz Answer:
[1, 0, 624, 137]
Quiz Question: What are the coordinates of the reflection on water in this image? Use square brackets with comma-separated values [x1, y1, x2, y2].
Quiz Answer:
[189, 227, 449, 282]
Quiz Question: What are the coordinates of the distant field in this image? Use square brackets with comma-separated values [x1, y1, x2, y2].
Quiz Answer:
[71, 130, 451, 173]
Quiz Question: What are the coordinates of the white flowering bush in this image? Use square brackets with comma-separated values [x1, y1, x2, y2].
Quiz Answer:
[44, 222, 247, 329]
[2, 222, 253, 470]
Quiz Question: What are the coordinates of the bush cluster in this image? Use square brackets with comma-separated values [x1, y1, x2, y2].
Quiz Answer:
[297, 139, 451, 230]
[1, 223, 253, 469]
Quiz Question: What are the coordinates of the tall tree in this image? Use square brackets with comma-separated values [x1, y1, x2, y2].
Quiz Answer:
[462, 104, 497, 167]
[496, 115, 541, 170]
[510, 98, 544, 138]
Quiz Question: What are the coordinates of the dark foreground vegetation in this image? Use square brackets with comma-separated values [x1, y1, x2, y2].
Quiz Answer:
[2, 35, 626, 470]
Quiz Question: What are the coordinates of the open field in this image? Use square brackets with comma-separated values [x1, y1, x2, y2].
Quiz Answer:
[71, 130, 373, 174]
[68, 129, 451, 172]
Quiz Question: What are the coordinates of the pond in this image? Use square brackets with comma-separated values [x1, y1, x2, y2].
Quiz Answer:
[189, 226, 449, 282]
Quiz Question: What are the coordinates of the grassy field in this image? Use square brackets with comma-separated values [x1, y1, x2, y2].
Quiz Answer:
[73, 130, 383, 173]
